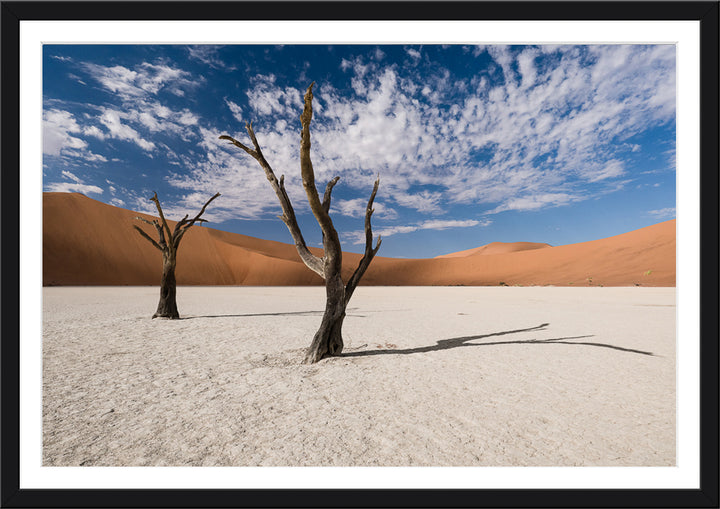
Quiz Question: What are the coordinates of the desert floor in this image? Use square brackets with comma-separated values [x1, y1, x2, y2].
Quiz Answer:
[43, 286, 675, 466]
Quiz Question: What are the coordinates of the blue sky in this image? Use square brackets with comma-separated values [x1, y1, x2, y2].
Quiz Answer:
[43, 44, 676, 258]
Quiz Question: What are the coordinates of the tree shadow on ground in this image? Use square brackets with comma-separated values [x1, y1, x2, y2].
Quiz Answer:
[182, 308, 363, 320]
[341, 322, 656, 358]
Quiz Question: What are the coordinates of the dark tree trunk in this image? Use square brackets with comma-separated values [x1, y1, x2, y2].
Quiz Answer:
[304, 273, 347, 363]
[153, 255, 179, 319]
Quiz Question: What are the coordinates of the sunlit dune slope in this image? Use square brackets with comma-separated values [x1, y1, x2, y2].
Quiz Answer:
[435, 241, 552, 258]
[43, 193, 675, 287]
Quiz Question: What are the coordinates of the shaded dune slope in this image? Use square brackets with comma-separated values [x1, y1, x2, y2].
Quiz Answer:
[43, 193, 675, 286]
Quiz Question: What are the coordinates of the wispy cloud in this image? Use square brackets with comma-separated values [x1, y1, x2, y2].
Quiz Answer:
[187, 45, 236, 71]
[347, 218, 490, 244]
[43, 109, 87, 155]
[246, 74, 303, 117]
[83, 61, 199, 100]
[487, 193, 580, 214]
[47, 57, 206, 160]
[405, 47, 421, 59]
[45, 182, 104, 194]
[43, 109, 107, 163]
[62, 170, 82, 183]
[100, 109, 156, 151]
[225, 99, 244, 123]
[333, 198, 398, 220]
[647, 207, 676, 220]
[45, 170, 103, 195]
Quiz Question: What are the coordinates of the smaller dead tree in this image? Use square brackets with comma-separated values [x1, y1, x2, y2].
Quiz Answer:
[133, 191, 220, 319]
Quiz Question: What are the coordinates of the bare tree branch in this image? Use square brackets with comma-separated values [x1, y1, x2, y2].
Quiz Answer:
[218, 134, 257, 159]
[135, 216, 155, 226]
[172, 192, 221, 249]
[184, 192, 221, 229]
[322, 176, 340, 214]
[173, 228, 189, 248]
[173, 214, 190, 236]
[134, 191, 219, 254]
[219, 125, 324, 277]
[345, 176, 382, 304]
[133, 225, 163, 251]
[150, 192, 173, 242]
[299, 83, 342, 272]
[135, 216, 166, 249]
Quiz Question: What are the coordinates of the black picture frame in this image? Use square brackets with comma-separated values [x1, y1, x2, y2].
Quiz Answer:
[2, 1, 718, 507]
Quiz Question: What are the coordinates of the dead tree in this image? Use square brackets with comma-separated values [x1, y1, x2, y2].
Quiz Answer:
[220, 82, 381, 363]
[133, 191, 220, 319]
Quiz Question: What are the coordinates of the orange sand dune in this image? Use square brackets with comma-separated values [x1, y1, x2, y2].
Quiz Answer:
[436, 241, 551, 258]
[43, 192, 675, 287]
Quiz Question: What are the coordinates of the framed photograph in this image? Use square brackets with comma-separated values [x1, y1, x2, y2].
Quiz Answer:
[2, 1, 718, 507]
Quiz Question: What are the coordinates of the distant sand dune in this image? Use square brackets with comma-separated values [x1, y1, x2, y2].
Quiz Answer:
[43, 192, 675, 287]
[435, 241, 552, 258]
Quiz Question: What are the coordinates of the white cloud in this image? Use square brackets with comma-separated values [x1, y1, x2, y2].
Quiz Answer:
[225, 99, 244, 122]
[420, 219, 487, 230]
[347, 217, 488, 244]
[406, 48, 421, 59]
[67, 73, 86, 85]
[83, 125, 106, 140]
[392, 191, 445, 214]
[62, 170, 82, 183]
[488, 193, 579, 214]
[187, 45, 236, 70]
[100, 109, 156, 151]
[83, 61, 197, 100]
[123, 102, 201, 141]
[245, 74, 303, 117]
[371, 225, 417, 237]
[46, 170, 103, 195]
[62, 150, 108, 163]
[333, 198, 397, 220]
[138, 111, 161, 131]
[516, 48, 538, 89]
[43, 109, 109, 164]
[647, 207, 676, 219]
[84, 64, 142, 97]
[178, 110, 199, 126]
[664, 147, 677, 169]
[588, 160, 625, 182]
[153, 104, 172, 118]
[45, 182, 104, 194]
[43, 109, 87, 156]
